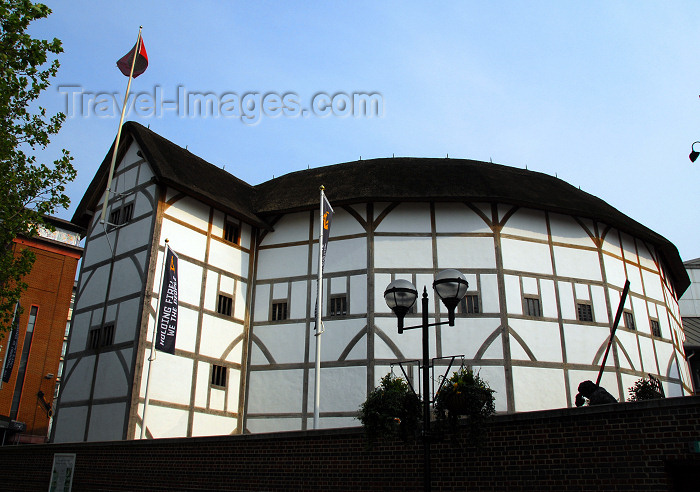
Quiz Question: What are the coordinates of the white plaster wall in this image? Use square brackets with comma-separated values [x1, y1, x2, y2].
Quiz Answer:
[501, 238, 552, 275]
[159, 219, 207, 262]
[323, 206, 365, 236]
[504, 275, 522, 315]
[52, 406, 88, 442]
[322, 237, 367, 274]
[87, 402, 127, 441]
[139, 351, 193, 406]
[142, 405, 189, 438]
[374, 236, 433, 269]
[512, 366, 567, 411]
[114, 212, 155, 257]
[165, 195, 211, 232]
[436, 236, 496, 269]
[246, 417, 301, 433]
[374, 317, 437, 361]
[375, 203, 431, 233]
[257, 245, 308, 279]
[192, 412, 238, 437]
[642, 268, 664, 302]
[251, 323, 306, 364]
[306, 366, 366, 413]
[480, 274, 500, 313]
[199, 313, 244, 359]
[563, 324, 613, 366]
[434, 202, 492, 233]
[109, 256, 146, 300]
[501, 208, 548, 241]
[473, 365, 507, 412]
[509, 319, 562, 362]
[93, 349, 132, 399]
[319, 318, 367, 361]
[439, 317, 503, 360]
[549, 214, 597, 248]
[209, 240, 249, 278]
[553, 246, 602, 281]
[679, 267, 700, 316]
[540, 279, 557, 318]
[246, 369, 304, 413]
[260, 212, 309, 245]
[289, 281, 307, 319]
[76, 266, 110, 308]
[59, 357, 95, 403]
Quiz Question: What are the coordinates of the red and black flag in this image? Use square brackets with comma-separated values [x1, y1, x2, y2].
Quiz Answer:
[117, 36, 148, 78]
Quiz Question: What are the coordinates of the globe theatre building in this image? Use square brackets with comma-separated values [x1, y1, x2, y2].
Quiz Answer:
[51, 122, 692, 441]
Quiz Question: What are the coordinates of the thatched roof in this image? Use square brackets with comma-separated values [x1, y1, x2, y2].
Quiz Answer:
[73, 122, 690, 295]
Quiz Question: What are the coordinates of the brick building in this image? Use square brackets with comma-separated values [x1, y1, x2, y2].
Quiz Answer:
[0, 216, 83, 444]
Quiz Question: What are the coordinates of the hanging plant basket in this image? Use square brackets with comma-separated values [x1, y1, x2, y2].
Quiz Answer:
[443, 386, 490, 416]
[434, 366, 495, 444]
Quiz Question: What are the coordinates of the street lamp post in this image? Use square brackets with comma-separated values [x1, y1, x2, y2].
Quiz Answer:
[383, 269, 469, 492]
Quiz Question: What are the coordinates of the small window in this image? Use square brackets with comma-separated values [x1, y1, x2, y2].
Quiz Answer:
[459, 294, 480, 314]
[623, 311, 635, 331]
[121, 203, 134, 223]
[577, 303, 593, 322]
[211, 365, 227, 388]
[524, 297, 542, 318]
[109, 209, 121, 227]
[108, 203, 134, 227]
[329, 295, 347, 317]
[101, 324, 115, 347]
[272, 301, 288, 321]
[87, 328, 101, 350]
[217, 294, 233, 316]
[650, 319, 661, 337]
[87, 324, 114, 350]
[224, 221, 239, 244]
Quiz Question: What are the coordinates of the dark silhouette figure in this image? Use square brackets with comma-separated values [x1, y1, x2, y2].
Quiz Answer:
[575, 380, 617, 406]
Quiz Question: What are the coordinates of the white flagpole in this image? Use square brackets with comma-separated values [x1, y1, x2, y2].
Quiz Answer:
[141, 238, 168, 439]
[100, 26, 143, 225]
[313, 186, 325, 429]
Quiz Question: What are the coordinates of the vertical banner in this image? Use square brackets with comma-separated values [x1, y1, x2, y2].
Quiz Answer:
[320, 193, 334, 273]
[155, 246, 178, 354]
[2, 303, 20, 383]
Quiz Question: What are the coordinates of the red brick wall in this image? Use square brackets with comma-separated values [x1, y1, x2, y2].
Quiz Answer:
[0, 396, 699, 491]
[0, 238, 80, 439]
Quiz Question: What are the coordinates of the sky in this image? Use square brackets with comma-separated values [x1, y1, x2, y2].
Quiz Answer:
[27, 1, 700, 261]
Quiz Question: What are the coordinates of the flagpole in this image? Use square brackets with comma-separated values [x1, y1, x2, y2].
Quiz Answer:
[313, 186, 325, 429]
[100, 26, 143, 225]
[141, 239, 168, 439]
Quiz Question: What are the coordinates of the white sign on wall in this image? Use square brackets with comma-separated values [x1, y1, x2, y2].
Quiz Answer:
[49, 453, 75, 492]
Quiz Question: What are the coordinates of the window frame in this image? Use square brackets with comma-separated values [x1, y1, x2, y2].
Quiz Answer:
[523, 296, 542, 318]
[328, 295, 348, 317]
[217, 293, 233, 317]
[86, 324, 115, 350]
[623, 311, 635, 331]
[650, 319, 661, 338]
[211, 364, 227, 388]
[223, 219, 240, 245]
[271, 300, 288, 321]
[576, 302, 594, 322]
[458, 293, 480, 314]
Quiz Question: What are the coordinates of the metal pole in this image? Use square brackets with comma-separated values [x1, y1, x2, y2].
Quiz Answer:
[100, 27, 143, 224]
[313, 187, 324, 429]
[421, 288, 431, 492]
[141, 239, 168, 439]
[596, 280, 630, 387]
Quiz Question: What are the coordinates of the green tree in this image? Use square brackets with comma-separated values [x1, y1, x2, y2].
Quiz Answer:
[0, 0, 76, 333]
